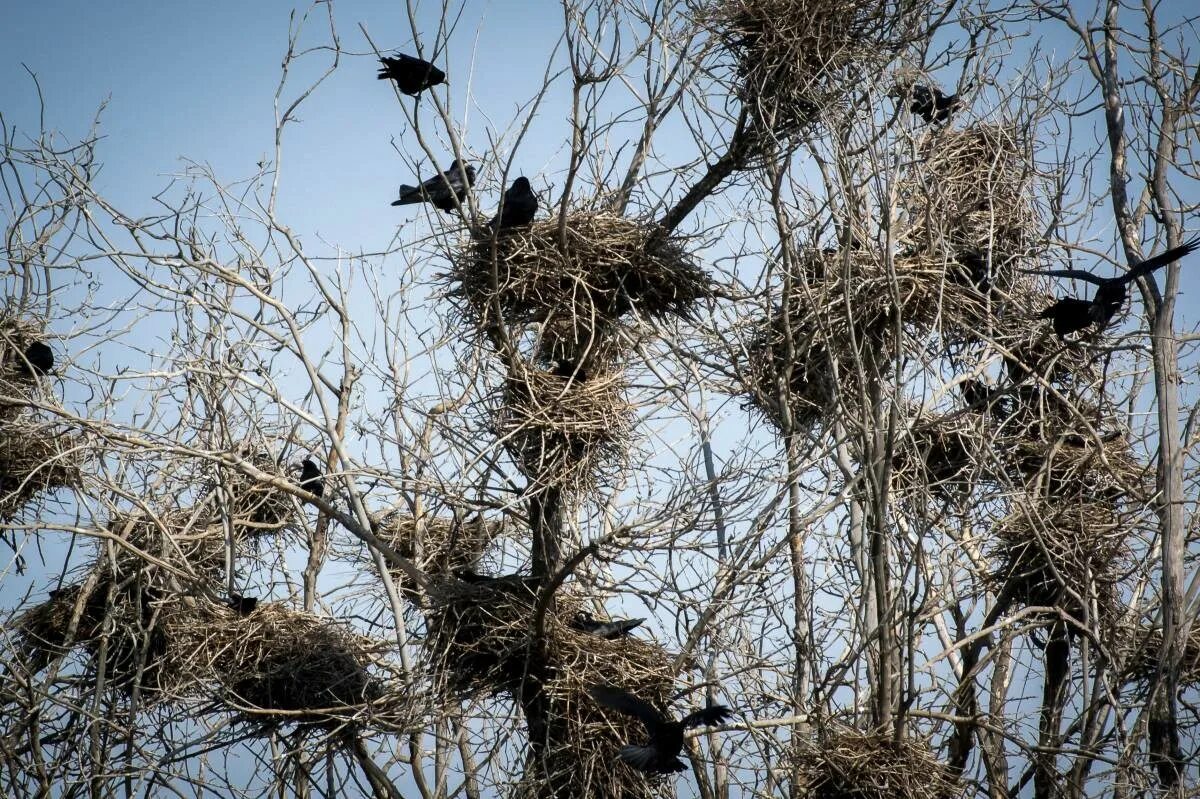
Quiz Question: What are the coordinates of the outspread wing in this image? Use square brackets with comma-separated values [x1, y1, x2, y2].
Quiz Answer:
[617, 745, 660, 772]
[1129, 235, 1200, 280]
[680, 705, 733, 729]
[589, 685, 665, 731]
[1019, 267, 1109, 286]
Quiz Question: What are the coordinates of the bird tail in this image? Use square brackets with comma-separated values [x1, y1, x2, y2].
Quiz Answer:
[391, 186, 419, 206]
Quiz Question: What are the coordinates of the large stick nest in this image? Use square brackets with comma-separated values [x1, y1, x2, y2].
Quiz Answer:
[372, 508, 507, 577]
[793, 725, 961, 799]
[212, 451, 298, 539]
[448, 212, 711, 342]
[703, 0, 927, 138]
[890, 411, 987, 502]
[493, 364, 634, 490]
[0, 418, 84, 521]
[1114, 622, 1200, 685]
[105, 506, 230, 580]
[987, 499, 1130, 628]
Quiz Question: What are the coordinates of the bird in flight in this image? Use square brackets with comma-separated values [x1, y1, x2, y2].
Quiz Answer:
[571, 611, 645, 639]
[1029, 236, 1200, 336]
[392, 160, 475, 213]
[299, 458, 324, 499]
[14, 341, 54, 376]
[488, 176, 538, 231]
[589, 685, 732, 774]
[894, 83, 960, 124]
[377, 53, 445, 95]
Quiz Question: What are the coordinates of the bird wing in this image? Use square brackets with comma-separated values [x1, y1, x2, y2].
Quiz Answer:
[618, 745, 662, 773]
[1019, 267, 1109, 286]
[589, 685, 665, 730]
[680, 705, 732, 729]
[1128, 235, 1200, 280]
[612, 617, 645, 635]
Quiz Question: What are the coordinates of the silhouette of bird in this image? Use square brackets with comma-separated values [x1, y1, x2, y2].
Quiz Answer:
[950, 249, 991, 293]
[488, 176, 538, 231]
[299, 458, 324, 499]
[550, 359, 589, 383]
[901, 83, 961, 124]
[588, 685, 732, 774]
[960, 378, 1013, 420]
[376, 53, 445, 95]
[14, 341, 54, 376]
[392, 160, 475, 213]
[226, 594, 258, 615]
[571, 611, 645, 639]
[1028, 236, 1200, 335]
[452, 568, 541, 595]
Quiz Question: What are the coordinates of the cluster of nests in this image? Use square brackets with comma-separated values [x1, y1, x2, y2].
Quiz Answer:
[423, 574, 676, 797]
[0, 316, 82, 522]
[702, 0, 928, 142]
[447, 211, 712, 489]
[792, 726, 960, 799]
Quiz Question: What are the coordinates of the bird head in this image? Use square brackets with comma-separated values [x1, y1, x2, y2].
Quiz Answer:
[511, 176, 531, 193]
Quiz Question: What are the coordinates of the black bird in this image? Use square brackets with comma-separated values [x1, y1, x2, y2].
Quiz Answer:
[550, 359, 589, 383]
[1029, 236, 1200, 335]
[299, 458, 324, 499]
[392, 160, 475, 213]
[951, 249, 991, 293]
[588, 685, 732, 774]
[452, 568, 541, 594]
[571, 611, 645, 639]
[901, 83, 961, 124]
[15, 341, 54, 376]
[487, 176, 538, 231]
[226, 594, 258, 615]
[376, 53, 445, 95]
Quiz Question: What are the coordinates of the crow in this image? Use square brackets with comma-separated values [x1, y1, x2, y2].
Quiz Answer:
[392, 160, 475, 213]
[899, 83, 960, 124]
[589, 684, 732, 774]
[14, 341, 54, 376]
[1028, 236, 1200, 335]
[488, 176, 538, 231]
[299, 458, 324, 499]
[571, 611, 645, 639]
[377, 53, 445, 95]
[226, 594, 258, 615]
[550, 359, 589, 383]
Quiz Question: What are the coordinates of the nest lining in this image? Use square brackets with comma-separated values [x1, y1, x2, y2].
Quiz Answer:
[372, 509, 506, 576]
[0, 419, 83, 521]
[493, 365, 634, 488]
[794, 726, 960, 799]
[448, 212, 711, 337]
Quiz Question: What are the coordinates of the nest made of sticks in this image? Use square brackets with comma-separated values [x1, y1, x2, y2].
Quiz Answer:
[372, 509, 506, 577]
[0, 316, 50, 397]
[899, 124, 1038, 258]
[448, 212, 711, 340]
[0, 417, 84, 521]
[105, 506, 229, 580]
[987, 498, 1130, 628]
[493, 364, 634, 489]
[793, 725, 960, 799]
[1114, 621, 1200, 685]
[218, 451, 296, 538]
[704, 0, 926, 138]
[891, 411, 987, 501]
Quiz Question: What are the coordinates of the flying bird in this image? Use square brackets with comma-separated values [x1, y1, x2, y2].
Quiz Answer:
[392, 160, 475, 213]
[898, 83, 961, 124]
[588, 684, 732, 774]
[1028, 236, 1200, 335]
[299, 458, 325, 499]
[571, 611, 645, 639]
[14, 341, 54, 376]
[377, 53, 445, 95]
[226, 594, 259, 615]
[487, 176, 538, 231]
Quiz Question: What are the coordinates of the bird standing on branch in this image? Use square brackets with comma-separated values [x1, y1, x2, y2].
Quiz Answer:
[488, 176, 538, 231]
[1029, 236, 1200, 337]
[571, 611, 645, 639]
[894, 83, 961, 124]
[377, 53, 445, 95]
[392, 160, 475, 213]
[299, 458, 325, 500]
[589, 684, 732, 774]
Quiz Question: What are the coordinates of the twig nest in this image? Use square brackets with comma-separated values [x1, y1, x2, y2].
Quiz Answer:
[493, 364, 633, 489]
[448, 212, 711, 338]
[794, 726, 960, 799]
[1115, 622, 1200, 685]
[372, 509, 506, 576]
[0, 316, 50, 406]
[891, 412, 985, 501]
[703, 0, 927, 137]
[899, 124, 1038, 257]
[0, 418, 83, 521]
[987, 499, 1129, 627]
[218, 451, 296, 539]
[106, 507, 228, 579]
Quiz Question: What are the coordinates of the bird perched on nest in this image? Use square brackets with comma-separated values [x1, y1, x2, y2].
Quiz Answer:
[487, 176, 538, 231]
[376, 52, 445, 95]
[950, 249, 991, 293]
[392, 160, 475, 213]
[13, 341, 54, 376]
[571, 611, 645, 639]
[893, 83, 961, 124]
[550, 359, 589, 383]
[298, 458, 324, 500]
[589, 684, 732, 774]
[226, 594, 258, 615]
[1028, 236, 1200, 337]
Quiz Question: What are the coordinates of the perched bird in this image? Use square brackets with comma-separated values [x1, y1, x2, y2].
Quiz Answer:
[550, 359, 589, 383]
[897, 83, 961, 124]
[487, 176, 538, 231]
[392, 160, 475, 213]
[452, 569, 541, 595]
[299, 458, 325, 499]
[960, 378, 1013, 421]
[588, 685, 732, 774]
[376, 53, 445, 95]
[950, 249, 991, 294]
[14, 341, 54, 376]
[571, 611, 645, 639]
[226, 594, 258, 615]
[1029, 236, 1200, 335]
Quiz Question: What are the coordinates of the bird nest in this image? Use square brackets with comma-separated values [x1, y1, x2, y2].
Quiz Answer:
[890, 412, 986, 501]
[167, 600, 393, 727]
[0, 315, 48, 398]
[216, 452, 297, 539]
[899, 124, 1038, 258]
[1113, 622, 1200, 685]
[493, 365, 634, 490]
[448, 212, 711, 346]
[703, 0, 926, 138]
[105, 506, 229, 580]
[793, 726, 960, 799]
[0, 418, 84, 521]
[987, 499, 1129, 628]
[372, 508, 506, 576]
